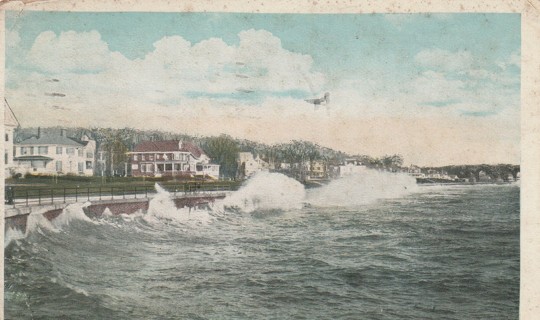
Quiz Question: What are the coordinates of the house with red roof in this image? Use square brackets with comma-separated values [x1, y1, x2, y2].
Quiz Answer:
[128, 140, 220, 179]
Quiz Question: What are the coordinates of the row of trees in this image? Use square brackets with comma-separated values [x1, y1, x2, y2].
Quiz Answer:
[428, 164, 520, 181]
[17, 126, 517, 182]
[17, 127, 381, 179]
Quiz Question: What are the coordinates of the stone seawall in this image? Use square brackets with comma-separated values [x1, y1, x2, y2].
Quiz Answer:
[4, 193, 227, 233]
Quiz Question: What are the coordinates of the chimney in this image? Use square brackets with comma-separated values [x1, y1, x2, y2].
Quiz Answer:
[37, 127, 41, 139]
[61, 129, 67, 137]
[178, 140, 183, 150]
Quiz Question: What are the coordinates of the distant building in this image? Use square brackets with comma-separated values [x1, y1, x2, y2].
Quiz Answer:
[339, 159, 366, 177]
[129, 140, 219, 179]
[478, 170, 492, 182]
[13, 129, 96, 176]
[4, 99, 20, 177]
[238, 152, 269, 178]
[407, 165, 425, 178]
[310, 160, 327, 179]
[279, 162, 291, 170]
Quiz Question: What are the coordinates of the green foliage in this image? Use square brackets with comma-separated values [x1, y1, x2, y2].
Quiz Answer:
[202, 135, 239, 179]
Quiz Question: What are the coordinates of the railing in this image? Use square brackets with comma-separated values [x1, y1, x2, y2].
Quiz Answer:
[4, 184, 232, 207]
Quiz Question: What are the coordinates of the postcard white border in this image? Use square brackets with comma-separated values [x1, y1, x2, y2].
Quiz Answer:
[0, 0, 538, 319]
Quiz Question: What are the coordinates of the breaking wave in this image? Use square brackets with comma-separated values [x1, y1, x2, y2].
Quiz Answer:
[145, 183, 215, 226]
[5, 171, 419, 247]
[307, 170, 419, 207]
[221, 171, 306, 213]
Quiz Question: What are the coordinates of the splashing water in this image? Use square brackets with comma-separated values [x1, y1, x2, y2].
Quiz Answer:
[4, 172, 419, 248]
[145, 183, 215, 225]
[222, 171, 306, 213]
[51, 202, 95, 229]
[307, 170, 418, 207]
[4, 227, 25, 248]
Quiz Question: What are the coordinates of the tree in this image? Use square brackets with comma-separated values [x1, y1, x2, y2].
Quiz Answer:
[203, 135, 239, 179]
[381, 154, 404, 170]
[93, 129, 130, 176]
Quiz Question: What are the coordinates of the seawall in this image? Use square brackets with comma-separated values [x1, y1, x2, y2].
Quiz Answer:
[4, 193, 228, 233]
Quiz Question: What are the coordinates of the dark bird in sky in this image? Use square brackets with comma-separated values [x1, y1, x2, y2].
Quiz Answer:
[236, 88, 254, 93]
[305, 92, 330, 105]
[45, 92, 66, 97]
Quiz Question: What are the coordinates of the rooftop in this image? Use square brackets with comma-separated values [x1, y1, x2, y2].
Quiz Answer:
[17, 133, 86, 147]
[133, 140, 205, 158]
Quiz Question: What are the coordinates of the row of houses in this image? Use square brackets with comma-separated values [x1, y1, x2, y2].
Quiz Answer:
[237, 153, 369, 180]
[407, 165, 519, 182]
[6, 132, 220, 180]
[4, 101, 221, 179]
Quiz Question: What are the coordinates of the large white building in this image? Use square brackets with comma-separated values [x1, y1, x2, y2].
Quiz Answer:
[339, 159, 367, 177]
[129, 140, 220, 179]
[13, 129, 96, 176]
[238, 152, 269, 178]
[4, 99, 20, 177]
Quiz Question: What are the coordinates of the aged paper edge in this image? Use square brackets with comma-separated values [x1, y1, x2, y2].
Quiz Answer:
[0, 0, 538, 319]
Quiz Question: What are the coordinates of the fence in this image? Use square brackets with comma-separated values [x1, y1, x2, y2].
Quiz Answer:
[4, 184, 232, 207]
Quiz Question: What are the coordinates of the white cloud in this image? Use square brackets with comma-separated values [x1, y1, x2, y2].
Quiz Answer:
[22, 29, 324, 99]
[508, 50, 520, 68]
[26, 30, 127, 73]
[415, 48, 474, 72]
[6, 29, 520, 166]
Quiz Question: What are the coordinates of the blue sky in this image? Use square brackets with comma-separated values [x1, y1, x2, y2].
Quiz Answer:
[4, 11, 520, 165]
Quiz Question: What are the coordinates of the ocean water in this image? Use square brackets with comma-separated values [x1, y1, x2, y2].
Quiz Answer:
[4, 172, 520, 319]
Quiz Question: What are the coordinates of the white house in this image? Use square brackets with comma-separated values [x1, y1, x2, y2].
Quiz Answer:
[4, 99, 20, 177]
[129, 140, 220, 179]
[339, 159, 367, 177]
[14, 129, 96, 176]
[238, 152, 269, 178]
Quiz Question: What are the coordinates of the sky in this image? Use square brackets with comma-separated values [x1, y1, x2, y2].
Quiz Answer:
[4, 11, 520, 166]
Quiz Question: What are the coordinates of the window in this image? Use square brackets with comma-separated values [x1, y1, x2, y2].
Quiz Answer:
[157, 164, 164, 172]
[5, 152, 8, 165]
[56, 147, 62, 155]
[5, 133, 8, 142]
[21, 147, 28, 155]
[174, 164, 181, 171]
[86, 161, 93, 170]
[146, 164, 153, 172]
[66, 148, 75, 155]
[86, 152, 94, 159]
[38, 146, 48, 155]
[141, 164, 146, 172]
[133, 154, 138, 161]
[56, 161, 62, 172]
[78, 149, 83, 157]
[149, 155, 154, 161]
[78, 162, 84, 172]
[30, 147, 35, 155]
[31, 160, 45, 168]
[131, 164, 138, 170]
[165, 163, 173, 171]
